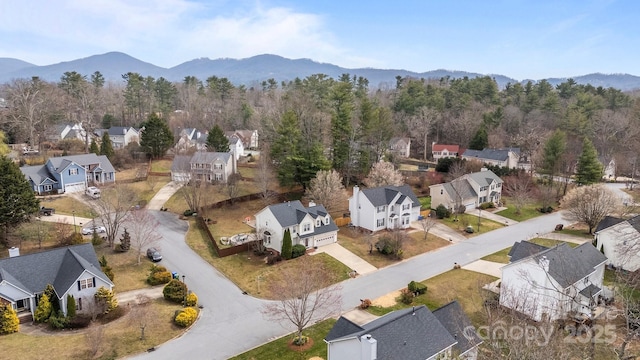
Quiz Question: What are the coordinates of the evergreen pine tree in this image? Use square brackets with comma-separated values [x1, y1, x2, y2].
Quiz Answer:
[281, 229, 293, 260]
[0, 156, 40, 245]
[34, 293, 52, 323]
[118, 228, 131, 251]
[541, 130, 567, 175]
[100, 132, 115, 159]
[206, 125, 229, 152]
[576, 137, 602, 185]
[140, 113, 174, 159]
[468, 126, 488, 150]
[43, 284, 59, 312]
[89, 139, 100, 154]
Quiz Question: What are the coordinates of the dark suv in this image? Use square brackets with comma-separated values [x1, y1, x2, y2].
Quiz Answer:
[146, 247, 162, 262]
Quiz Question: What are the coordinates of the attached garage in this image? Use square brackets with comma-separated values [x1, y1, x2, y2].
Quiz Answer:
[464, 202, 476, 212]
[64, 182, 85, 194]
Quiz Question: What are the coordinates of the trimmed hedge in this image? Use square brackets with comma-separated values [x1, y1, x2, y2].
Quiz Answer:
[291, 244, 306, 259]
[147, 265, 172, 285]
[185, 292, 198, 307]
[174, 307, 197, 327]
[408, 281, 427, 295]
[163, 279, 187, 304]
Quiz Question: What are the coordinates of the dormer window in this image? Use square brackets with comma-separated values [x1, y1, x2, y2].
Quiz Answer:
[316, 219, 321, 227]
[324, 216, 330, 225]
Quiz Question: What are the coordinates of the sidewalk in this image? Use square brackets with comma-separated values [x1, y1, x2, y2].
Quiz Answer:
[481, 207, 518, 226]
[311, 243, 377, 275]
[411, 221, 467, 243]
[38, 213, 94, 227]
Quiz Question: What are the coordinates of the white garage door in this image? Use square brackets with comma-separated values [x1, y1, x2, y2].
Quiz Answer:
[65, 182, 85, 193]
[464, 202, 476, 212]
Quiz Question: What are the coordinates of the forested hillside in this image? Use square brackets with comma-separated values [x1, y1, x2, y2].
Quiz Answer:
[0, 71, 637, 183]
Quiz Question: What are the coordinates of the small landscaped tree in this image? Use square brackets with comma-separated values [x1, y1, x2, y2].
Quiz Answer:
[281, 229, 293, 260]
[89, 139, 99, 155]
[66, 295, 76, 318]
[118, 228, 131, 251]
[99, 255, 114, 281]
[127, 210, 161, 265]
[94, 287, 118, 314]
[561, 184, 620, 234]
[34, 293, 52, 323]
[43, 284, 60, 312]
[0, 305, 19, 334]
[163, 279, 187, 304]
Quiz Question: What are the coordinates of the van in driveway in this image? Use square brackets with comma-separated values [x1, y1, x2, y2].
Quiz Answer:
[86, 186, 101, 199]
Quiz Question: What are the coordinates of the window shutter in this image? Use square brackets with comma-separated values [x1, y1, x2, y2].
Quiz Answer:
[77, 281, 81, 291]
[93, 277, 96, 287]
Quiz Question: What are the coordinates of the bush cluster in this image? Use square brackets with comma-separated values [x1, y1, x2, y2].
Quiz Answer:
[359, 299, 372, 309]
[539, 206, 554, 213]
[435, 204, 452, 219]
[147, 265, 172, 285]
[174, 307, 197, 327]
[408, 281, 427, 295]
[183, 209, 194, 217]
[0, 305, 19, 334]
[479, 202, 495, 210]
[48, 310, 69, 329]
[291, 244, 306, 259]
[266, 254, 283, 265]
[399, 288, 415, 305]
[163, 279, 187, 304]
[185, 292, 198, 307]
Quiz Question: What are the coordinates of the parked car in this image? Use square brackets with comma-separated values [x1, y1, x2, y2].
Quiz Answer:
[147, 247, 162, 262]
[39, 206, 55, 216]
[86, 186, 101, 199]
[81, 225, 106, 235]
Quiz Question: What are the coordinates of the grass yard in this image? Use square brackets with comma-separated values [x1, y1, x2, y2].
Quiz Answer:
[367, 269, 498, 326]
[39, 195, 95, 218]
[481, 238, 579, 264]
[555, 226, 593, 238]
[230, 318, 336, 360]
[337, 227, 451, 268]
[95, 245, 154, 292]
[122, 176, 171, 204]
[494, 198, 545, 221]
[238, 166, 257, 179]
[0, 299, 191, 360]
[184, 218, 351, 299]
[202, 200, 265, 239]
[440, 213, 504, 237]
[163, 180, 261, 216]
[418, 196, 431, 209]
[150, 159, 172, 172]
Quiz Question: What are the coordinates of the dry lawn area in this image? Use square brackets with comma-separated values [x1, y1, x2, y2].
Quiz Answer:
[337, 227, 451, 268]
[0, 299, 192, 360]
[95, 245, 154, 292]
[39, 195, 95, 218]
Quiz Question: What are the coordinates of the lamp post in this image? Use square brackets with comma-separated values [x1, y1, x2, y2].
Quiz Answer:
[477, 208, 481, 232]
[182, 275, 186, 307]
[72, 210, 77, 234]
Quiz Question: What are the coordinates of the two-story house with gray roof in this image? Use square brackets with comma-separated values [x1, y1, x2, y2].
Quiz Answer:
[429, 169, 503, 212]
[348, 185, 422, 233]
[94, 126, 139, 149]
[325, 302, 481, 360]
[500, 241, 607, 322]
[594, 215, 640, 271]
[0, 244, 114, 320]
[170, 151, 235, 183]
[254, 200, 338, 253]
[21, 153, 116, 195]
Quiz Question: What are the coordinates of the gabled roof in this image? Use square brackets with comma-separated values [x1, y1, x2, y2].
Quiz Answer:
[20, 165, 58, 186]
[0, 244, 112, 299]
[360, 185, 421, 208]
[390, 137, 410, 146]
[463, 148, 520, 162]
[433, 301, 482, 356]
[326, 305, 457, 360]
[48, 153, 115, 174]
[432, 144, 461, 153]
[106, 126, 137, 136]
[594, 216, 626, 233]
[464, 170, 503, 186]
[442, 179, 477, 201]
[508, 240, 549, 263]
[260, 201, 339, 236]
[190, 151, 231, 164]
[171, 155, 192, 173]
[509, 242, 607, 288]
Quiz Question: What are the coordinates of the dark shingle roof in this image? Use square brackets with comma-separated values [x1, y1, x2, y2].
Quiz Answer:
[190, 151, 231, 164]
[579, 284, 602, 298]
[171, 155, 192, 173]
[48, 153, 116, 174]
[508, 241, 549, 263]
[361, 185, 420, 208]
[266, 201, 338, 236]
[531, 243, 607, 288]
[463, 148, 519, 162]
[0, 244, 112, 299]
[20, 165, 58, 185]
[326, 305, 457, 360]
[594, 216, 625, 233]
[443, 179, 477, 201]
[433, 301, 482, 356]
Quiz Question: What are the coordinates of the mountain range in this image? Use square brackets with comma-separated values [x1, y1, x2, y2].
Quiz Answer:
[1, 52, 639, 91]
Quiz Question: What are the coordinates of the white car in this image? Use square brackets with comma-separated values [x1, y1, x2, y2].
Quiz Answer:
[81, 225, 106, 235]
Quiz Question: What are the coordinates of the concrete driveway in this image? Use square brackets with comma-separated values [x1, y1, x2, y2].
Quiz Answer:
[461, 260, 504, 277]
[147, 181, 182, 210]
[311, 243, 377, 275]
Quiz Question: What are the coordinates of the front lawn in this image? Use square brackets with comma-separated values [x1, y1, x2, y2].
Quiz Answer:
[39, 196, 95, 218]
[494, 198, 545, 221]
[418, 196, 431, 209]
[230, 318, 336, 360]
[95, 245, 153, 292]
[481, 238, 579, 264]
[440, 213, 504, 236]
[367, 269, 498, 326]
[337, 227, 451, 268]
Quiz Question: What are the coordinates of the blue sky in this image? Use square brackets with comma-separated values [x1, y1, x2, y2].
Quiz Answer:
[0, 0, 636, 79]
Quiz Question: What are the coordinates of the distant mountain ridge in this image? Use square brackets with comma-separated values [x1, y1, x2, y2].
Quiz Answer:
[1, 51, 639, 91]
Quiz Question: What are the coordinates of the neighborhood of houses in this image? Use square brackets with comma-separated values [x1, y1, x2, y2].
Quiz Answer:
[2, 125, 638, 360]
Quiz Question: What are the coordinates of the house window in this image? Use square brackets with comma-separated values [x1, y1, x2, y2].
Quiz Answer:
[377, 206, 385, 213]
[215, 173, 222, 181]
[78, 278, 94, 290]
[69, 168, 78, 175]
[76, 297, 82, 311]
[303, 223, 311, 232]
[324, 216, 330, 225]
[44, 184, 52, 191]
[214, 164, 223, 170]
[402, 203, 410, 211]
[402, 216, 410, 225]
[316, 219, 321, 227]
[377, 218, 385, 227]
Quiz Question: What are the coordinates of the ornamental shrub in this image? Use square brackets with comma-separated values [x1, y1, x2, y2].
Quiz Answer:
[399, 288, 415, 305]
[147, 265, 172, 285]
[94, 287, 118, 314]
[291, 244, 306, 259]
[359, 299, 372, 309]
[66, 295, 76, 318]
[185, 292, 198, 307]
[48, 310, 68, 330]
[281, 229, 293, 260]
[375, 237, 393, 255]
[435, 204, 451, 219]
[163, 279, 187, 304]
[174, 307, 197, 327]
[0, 305, 19, 334]
[34, 293, 52, 323]
[408, 281, 427, 295]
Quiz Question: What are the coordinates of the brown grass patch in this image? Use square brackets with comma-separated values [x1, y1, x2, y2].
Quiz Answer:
[95, 245, 151, 292]
[39, 196, 95, 218]
[337, 228, 451, 268]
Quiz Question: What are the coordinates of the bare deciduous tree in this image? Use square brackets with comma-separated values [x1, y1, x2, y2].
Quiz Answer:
[305, 169, 346, 213]
[85, 324, 105, 358]
[561, 185, 621, 234]
[256, 148, 276, 205]
[261, 257, 342, 342]
[363, 161, 404, 188]
[503, 172, 534, 214]
[127, 210, 162, 265]
[94, 186, 137, 248]
[224, 173, 243, 204]
[129, 294, 153, 340]
[177, 171, 209, 212]
[418, 213, 437, 240]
